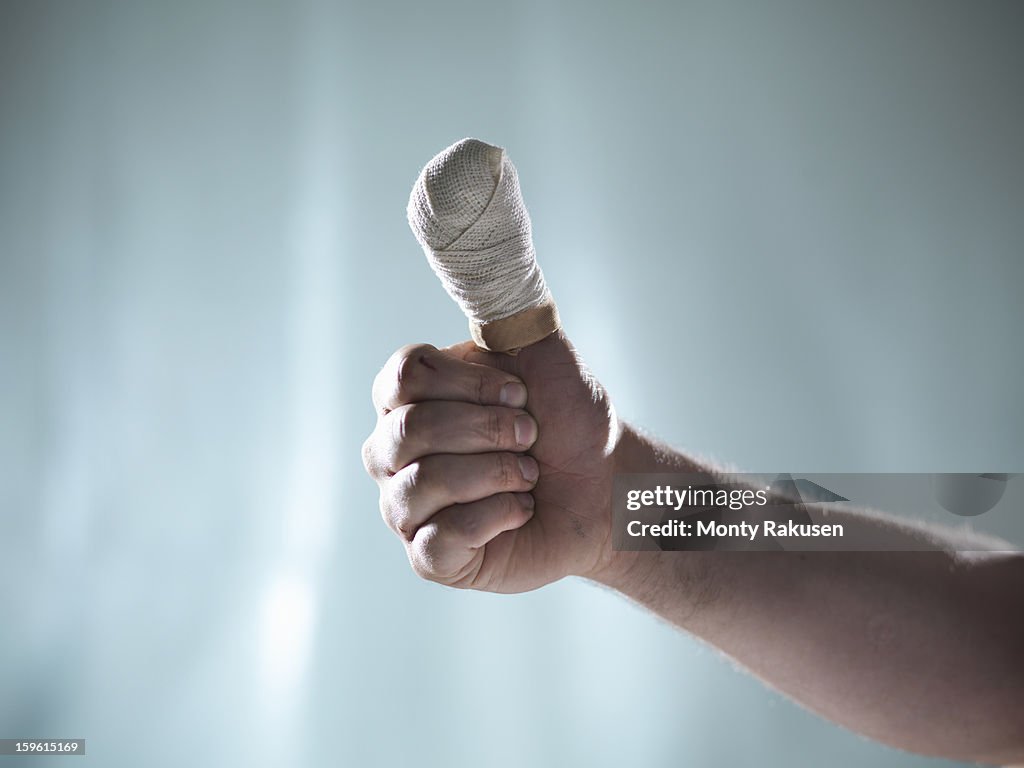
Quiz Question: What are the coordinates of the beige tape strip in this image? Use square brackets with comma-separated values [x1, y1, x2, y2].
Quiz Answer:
[469, 301, 561, 354]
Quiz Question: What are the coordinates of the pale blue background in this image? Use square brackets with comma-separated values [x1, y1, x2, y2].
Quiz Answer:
[1, 1, 1021, 766]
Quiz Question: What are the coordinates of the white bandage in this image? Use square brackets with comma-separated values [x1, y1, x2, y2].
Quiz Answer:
[407, 138, 559, 352]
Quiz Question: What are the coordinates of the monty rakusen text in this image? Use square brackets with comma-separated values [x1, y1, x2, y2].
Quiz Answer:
[624, 484, 845, 540]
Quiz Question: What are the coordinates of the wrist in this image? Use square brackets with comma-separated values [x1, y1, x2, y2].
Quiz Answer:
[581, 423, 670, 591]
[581, 424, 714, 610]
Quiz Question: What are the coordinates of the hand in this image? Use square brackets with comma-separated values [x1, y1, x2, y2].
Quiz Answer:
[362, 331, 621, 593]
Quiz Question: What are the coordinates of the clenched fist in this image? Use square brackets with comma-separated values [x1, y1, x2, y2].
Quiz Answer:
[362, 331, 622, 593]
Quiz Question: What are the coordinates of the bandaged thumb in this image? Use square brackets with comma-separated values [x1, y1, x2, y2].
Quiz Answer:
[407, 138, 560, 353]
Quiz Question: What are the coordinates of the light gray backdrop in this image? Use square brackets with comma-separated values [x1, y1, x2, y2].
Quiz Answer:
[1, 1, 1021, 766]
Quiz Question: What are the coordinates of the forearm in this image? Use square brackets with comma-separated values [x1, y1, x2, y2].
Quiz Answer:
[593, 426, 1024, 764]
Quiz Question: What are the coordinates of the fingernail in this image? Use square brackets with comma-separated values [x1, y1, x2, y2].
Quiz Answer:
[500, 381, 527, 408]
[516, 492, 535, 510]
[518, 456, 539, 483]
[514, 414, 537, 447]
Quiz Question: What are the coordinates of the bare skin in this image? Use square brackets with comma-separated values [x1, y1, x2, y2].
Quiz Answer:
[362, 331, 1024, 765]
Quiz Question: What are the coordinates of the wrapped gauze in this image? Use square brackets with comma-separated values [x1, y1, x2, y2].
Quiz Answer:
[407, 138, 560, 353]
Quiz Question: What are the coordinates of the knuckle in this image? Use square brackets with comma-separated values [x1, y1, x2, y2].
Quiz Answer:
[408, 546, 431, 580]
[380, 492, 412, 541]
[496, 453, 518, 489]
[499, 492, 520, 521]
[394, 354, 418, 402]
[378, 492, 396, 530]
[393, 343, 436, 402]
[480, 408, 505, 446]
[397, 342, 436, 360]
[370, 368, 389, 412]
[374, 343, 436, 412]
[362, 427, 392, 478]
[361, 435, 375, 474]
[475, 371, 489, 405]
[403, 459, 428, 498]
[387, 462, 426, 539]
[391, 405, 415, 446]
[410, 524, 445, 581]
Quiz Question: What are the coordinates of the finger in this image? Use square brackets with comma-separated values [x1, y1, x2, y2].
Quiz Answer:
[381, 452, 540, 539]
[407, 493, 535, 584]
[372, 342, 527, 414]
[374, 401, 538, 475]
